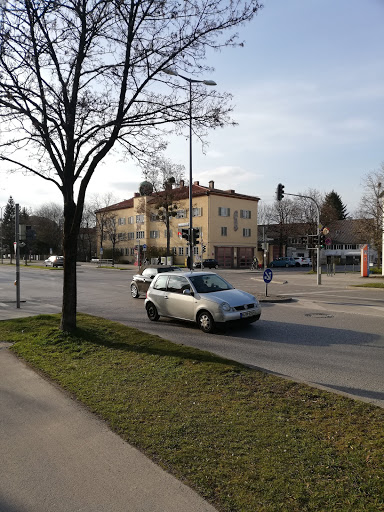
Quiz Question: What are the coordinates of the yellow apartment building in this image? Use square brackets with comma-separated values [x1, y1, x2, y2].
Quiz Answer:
[95, 180, 260, 268]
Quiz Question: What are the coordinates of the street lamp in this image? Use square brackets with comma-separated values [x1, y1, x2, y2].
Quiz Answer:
[163, 67, 216, 270]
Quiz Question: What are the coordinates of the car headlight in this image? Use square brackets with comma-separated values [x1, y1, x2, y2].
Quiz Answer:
[220, 302, 232, 312]
[251, 296, 259, 306]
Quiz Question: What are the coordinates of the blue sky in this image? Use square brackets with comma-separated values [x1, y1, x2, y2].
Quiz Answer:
[1, 0, 383, 215]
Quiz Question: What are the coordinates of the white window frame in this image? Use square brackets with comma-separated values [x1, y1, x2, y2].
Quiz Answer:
[192, 207, 202, 217]
[221, 227, 227, 236]
[128, 216, 134, 224]
[136, 231, 145, 239]
[178, 247, 184, 256]
[150, 230, 159, 239]
[136, 214, 144, 223]
[240, 210, 251, 219]
[176, 209, 186, 219]
[218, 207, 230, 217]
[128, 232, 135, 240]
[243, 228, 251, 237]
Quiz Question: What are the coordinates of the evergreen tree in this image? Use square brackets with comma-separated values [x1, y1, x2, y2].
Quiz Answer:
[321, 190, 348, 224]
[2, 196, 15, 263]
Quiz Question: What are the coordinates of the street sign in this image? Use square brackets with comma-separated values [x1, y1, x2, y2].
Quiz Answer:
[263, 268, 273, 283]
[322, 227, 330, 235]
[142, 244, 147, 251]
[325, 238, 332, 245]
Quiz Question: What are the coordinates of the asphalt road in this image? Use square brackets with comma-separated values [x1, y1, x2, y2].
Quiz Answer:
[1, 264, 383, 408]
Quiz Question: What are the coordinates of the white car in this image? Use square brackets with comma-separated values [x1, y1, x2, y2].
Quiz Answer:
[45, 255, 64, 267]
[294, 257, 311, 267]
[145, 271, 261, 333]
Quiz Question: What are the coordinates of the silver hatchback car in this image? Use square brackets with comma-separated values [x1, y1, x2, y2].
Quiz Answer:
[145, 271, 261, 333]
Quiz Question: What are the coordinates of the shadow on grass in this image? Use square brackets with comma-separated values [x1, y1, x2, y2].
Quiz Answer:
[71, 315, 244, 369]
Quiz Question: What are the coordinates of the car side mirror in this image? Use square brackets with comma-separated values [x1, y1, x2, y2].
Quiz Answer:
[183, 289, 193, 296]
[150, 274, 156, 279]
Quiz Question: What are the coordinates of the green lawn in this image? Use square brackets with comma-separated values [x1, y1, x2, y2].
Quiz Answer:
[1, 314, 383, 512]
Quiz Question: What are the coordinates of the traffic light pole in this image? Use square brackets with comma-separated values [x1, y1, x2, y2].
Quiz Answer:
[279, 191, 321, 285]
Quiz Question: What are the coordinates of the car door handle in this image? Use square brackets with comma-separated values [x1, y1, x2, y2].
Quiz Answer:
[164, 295, 169, 299]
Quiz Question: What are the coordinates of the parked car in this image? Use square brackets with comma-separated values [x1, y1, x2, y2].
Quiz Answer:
[269, 257, 296, 268]
[193, 259, 219, 269]
[145, 271, 261, 333]
[44, 255, 64, 267]
[294, 257, 312, 267]
[130, 265, 181, 298]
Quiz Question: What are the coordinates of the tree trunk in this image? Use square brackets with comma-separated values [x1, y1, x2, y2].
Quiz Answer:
[60, 201, 80, 332]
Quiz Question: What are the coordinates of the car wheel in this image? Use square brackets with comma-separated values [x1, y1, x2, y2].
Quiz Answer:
[285, 263, 289, 268]
[270, 263, 274, 268]
[146, 302, 159, 321]
[215, 264, 218, 269]
[197, 311, 216, 334]
[130, 283, 139, 299]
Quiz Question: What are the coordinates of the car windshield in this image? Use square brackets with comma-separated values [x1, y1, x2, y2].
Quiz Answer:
[189, 274, 233, 293]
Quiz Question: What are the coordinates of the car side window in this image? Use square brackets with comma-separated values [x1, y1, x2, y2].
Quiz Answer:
[153, 275, 168, 291]
[167, 276, 190, 294]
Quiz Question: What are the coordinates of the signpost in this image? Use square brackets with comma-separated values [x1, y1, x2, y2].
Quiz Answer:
[263, 268, 273, 297]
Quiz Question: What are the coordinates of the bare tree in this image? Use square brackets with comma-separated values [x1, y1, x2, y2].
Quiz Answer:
[143, 156, 185, 260]
[357, 164, 384, 265]
[88, 193, 120, 258]
[33, 202, 64, 254]
[0, 0, 261, 331]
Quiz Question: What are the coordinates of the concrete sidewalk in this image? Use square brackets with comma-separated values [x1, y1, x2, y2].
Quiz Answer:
[0, 343, 217, 512]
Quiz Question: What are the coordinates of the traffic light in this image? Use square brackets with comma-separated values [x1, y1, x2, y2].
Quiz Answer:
[181, 228, 189, 241]
[319, 233, 325, 248]
[276, 183, 285, 201]
[192, 227, 200, 245]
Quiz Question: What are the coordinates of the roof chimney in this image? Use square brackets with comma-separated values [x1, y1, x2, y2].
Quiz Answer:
[134, 192, 140, 197]
[193, 181, 199, 186]
[209, 180, 214, 189]
[179, 180, 184, 188]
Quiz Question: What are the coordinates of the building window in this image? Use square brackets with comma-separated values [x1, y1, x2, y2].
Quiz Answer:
[150, 230, 159, 239]
[128, 216, 134, 224]
[240, 210, 251, 219]
[243, 228, 251, 237]
[128, 232, 135, 240]
[130, 247, 135, 255]
[221, 227, 227, 236]
[136, 214, 144, 223]
[193, 246, 199, 255]
[192, 207, 202, 217]
[218, 207, 230, 217]
[173, 247, 177, 255]
[124, 248, 129, 256]
[150, 213, 158, 222]
[164, 229, 172, 238]
[118, 217, 126, 225]
[176, 209, 186, 218]
[136, 231, 145, 239]
[178, 247, 184, 255]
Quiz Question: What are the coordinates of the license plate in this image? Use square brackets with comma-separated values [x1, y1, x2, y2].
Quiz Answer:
[240, 310, 255, 318]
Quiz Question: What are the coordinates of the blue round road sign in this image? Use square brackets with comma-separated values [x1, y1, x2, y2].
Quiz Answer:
[263, 268, 273, 283]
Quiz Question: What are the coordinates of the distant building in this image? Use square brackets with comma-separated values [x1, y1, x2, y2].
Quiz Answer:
[258, 219, 378, 266]
[96, 180, 260, 268]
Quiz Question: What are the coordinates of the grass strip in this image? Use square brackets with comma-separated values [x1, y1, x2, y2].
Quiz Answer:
[353, 283, 384, 288]
[1, 313, 384, 512]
